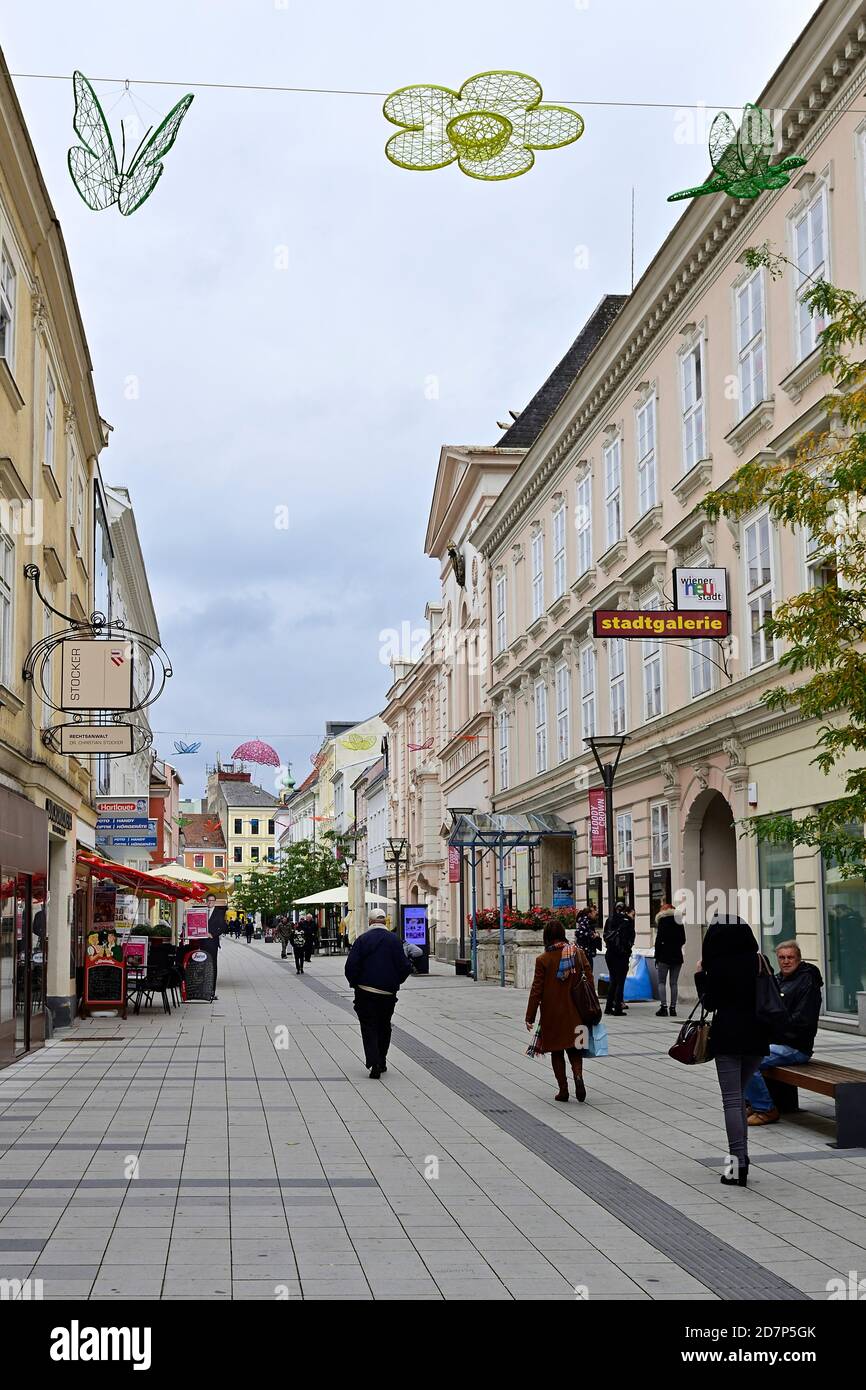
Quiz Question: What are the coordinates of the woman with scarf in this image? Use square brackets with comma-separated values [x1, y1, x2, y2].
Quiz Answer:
[695, 914, 769, 1188]
[525, 920, 594, 1103]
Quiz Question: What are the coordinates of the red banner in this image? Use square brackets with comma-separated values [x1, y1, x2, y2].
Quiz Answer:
[448, 845, 462, 883]
[589, 788, 607, 857]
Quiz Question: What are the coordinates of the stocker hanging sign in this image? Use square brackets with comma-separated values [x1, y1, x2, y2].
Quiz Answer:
[60, 639, 135, 712]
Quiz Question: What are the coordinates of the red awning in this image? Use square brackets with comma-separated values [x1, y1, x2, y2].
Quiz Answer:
[76, 850, 207, 902]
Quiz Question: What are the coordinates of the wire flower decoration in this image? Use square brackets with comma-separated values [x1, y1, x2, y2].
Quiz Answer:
[668, 104, 806, 202]
[173, 740, 201, 754]
[384, 70, 584, 181]
[68, 70, 194, 215]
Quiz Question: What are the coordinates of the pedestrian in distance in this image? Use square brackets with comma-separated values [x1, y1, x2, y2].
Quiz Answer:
[744, 940, 823, 1126]
[525, 921, 593, 1103]
[302, 913, 316, 963]
[344, 907, 411, 1079]
[603, 901, 635, 1016]
[654, 900, 686, 1017]
[573, 903, 602, 959]
[695, 914, 769, 1189]
[244, 916, 253, 944]
[276, 916, 292, 959]
[291, 923, 307, 974]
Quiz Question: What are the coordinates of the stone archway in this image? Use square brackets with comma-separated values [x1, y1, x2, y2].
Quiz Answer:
[683, 787, 738, 922]
[680, 787, 738, 997]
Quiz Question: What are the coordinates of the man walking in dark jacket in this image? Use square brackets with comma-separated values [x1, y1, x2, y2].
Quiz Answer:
[745, 940, 823, 1125]
[344, 908, 411, 1078]
[603, 903, 635, 1017]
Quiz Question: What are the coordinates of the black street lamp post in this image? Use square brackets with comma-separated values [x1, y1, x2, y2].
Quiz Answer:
[584, 734, 629, 923]
[448, 808, 474, 962]
[384, 836, 408, 932]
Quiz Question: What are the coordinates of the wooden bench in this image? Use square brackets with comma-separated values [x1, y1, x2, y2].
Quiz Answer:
[764, 1059, 866, 1148]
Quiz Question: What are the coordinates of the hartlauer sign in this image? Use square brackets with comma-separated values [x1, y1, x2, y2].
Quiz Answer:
[60, 639, 135, 711]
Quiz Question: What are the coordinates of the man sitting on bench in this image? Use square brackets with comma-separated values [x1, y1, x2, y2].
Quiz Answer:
[745, 940, 823, 1127]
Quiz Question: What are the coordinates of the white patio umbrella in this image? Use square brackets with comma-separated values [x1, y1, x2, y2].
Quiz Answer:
[141, 863, 226, 886]
[291, 886, 395, 905]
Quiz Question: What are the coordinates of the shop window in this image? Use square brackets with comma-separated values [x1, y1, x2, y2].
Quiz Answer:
[757, 828, 796, 956]
[821, 826, 866, 1015]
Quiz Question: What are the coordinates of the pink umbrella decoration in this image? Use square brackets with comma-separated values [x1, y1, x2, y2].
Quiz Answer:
[232, 739, 281, 768]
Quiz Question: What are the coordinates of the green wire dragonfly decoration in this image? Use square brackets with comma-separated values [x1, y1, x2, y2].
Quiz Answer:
[68, 71, 194, 215]
[668, 103, 806, 202]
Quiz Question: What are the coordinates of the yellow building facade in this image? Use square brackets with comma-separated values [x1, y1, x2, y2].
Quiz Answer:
[0, 57, 108, 1057]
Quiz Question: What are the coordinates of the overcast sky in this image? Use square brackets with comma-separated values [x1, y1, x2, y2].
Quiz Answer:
[1, 0, 817, 798]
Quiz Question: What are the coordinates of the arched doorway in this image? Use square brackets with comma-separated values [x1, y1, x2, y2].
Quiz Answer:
[700, 792, 738, 912]
[683, 787, 738, 923]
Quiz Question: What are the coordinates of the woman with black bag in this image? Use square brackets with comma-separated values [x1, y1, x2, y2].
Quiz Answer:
[695, 914, 768, 1189]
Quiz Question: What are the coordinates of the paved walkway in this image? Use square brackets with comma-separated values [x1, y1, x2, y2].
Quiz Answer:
[1, 938, 865, 1300]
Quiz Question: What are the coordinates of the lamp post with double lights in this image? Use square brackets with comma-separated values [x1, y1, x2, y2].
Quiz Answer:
[448, 808, 474, 963]
[584, 734, 629, 923]
[384, 836, 408, 933]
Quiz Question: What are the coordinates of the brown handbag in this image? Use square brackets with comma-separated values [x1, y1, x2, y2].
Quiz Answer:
[668, 1001, 712, 1065]
[571, 949, 602, 1027]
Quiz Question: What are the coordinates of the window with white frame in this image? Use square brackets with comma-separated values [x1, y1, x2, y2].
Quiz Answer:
[616, 811, 633, 870]
[0, 245, 16, 367]
[531, 530, 544, 620]
[552, 502, 566, 599]
[794, 186, 828, 362]
[498, 706, 509, 791]
[534, 678, 547, 774]
[576, 474, 592, 576]
[803, 521, 836, 589]
[642, 598, 663, 720]
[690, 638, 713, 697]
[636, 395, 657, 515]
[736, 270, 765, 418]
[44, 368, 56, 473]
[494, 572, 507, 654]
[0, 521, 13, 687]
[680, 341, 704, 472]
[580, 644, 596, 740]
[609, 638, 627, 734]
[603, 437, 622, 547]
[555, 660, 570, 763]
[651, 803, 670, 866]
[744, 512, 775, 668]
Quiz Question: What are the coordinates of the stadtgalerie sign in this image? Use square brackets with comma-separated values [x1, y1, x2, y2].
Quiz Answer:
[60, 639, 134, 712]
[593, 609, 730, 638]
[59, 724, 135, 755]
[673, 566, 728, 611]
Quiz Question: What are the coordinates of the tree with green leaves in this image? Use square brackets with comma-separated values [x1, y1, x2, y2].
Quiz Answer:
[704, 243, 866, 875]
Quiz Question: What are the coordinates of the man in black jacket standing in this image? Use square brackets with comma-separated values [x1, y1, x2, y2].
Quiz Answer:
[745, 940, 823, 1125]
[344, 908, 411, 1078]
[603, 903, 635, 1017]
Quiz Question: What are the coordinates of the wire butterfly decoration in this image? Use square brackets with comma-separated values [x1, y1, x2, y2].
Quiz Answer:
[668, 104, 806, 202]
[173, 740, 201, 755]
[68, 71, 194, 215]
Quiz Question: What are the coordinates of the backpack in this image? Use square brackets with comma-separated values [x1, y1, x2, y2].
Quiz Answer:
[292, 929, 306, 948]
[604, 914, 632, 956]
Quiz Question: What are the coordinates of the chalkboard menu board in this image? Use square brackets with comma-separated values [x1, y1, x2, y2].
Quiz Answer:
[182, 946, 216, 1002]
[82, 957, 127, 1018]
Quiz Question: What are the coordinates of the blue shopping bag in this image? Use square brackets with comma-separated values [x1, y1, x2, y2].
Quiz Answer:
[583, 1018, 609, 1057]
